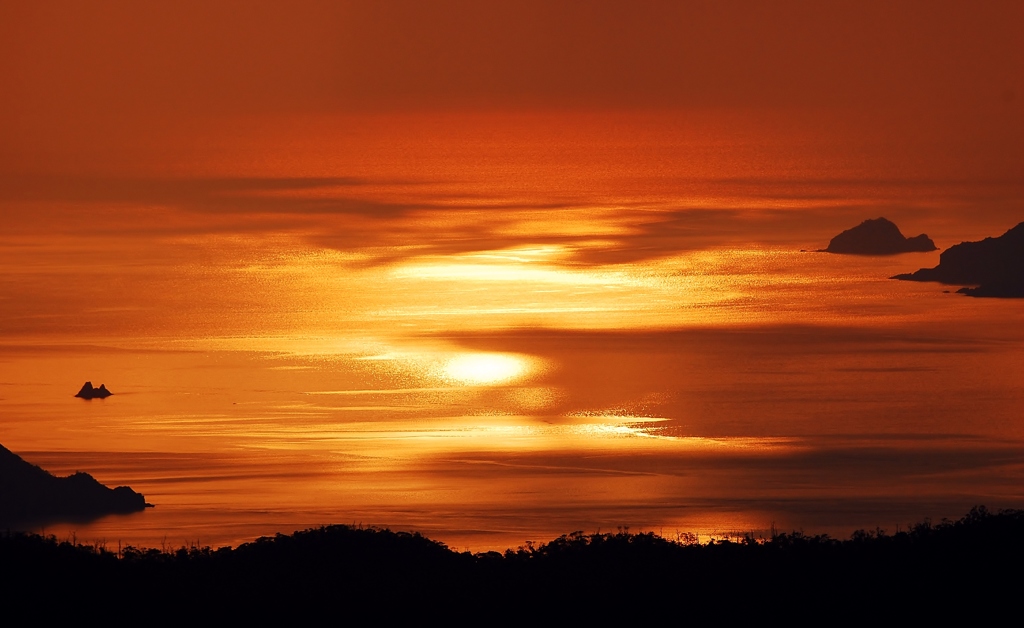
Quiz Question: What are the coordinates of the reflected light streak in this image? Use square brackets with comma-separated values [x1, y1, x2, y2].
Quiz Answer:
[395, 262, 634, 286]
[393, 244, 640, 287]
[443, 353, 530, 386]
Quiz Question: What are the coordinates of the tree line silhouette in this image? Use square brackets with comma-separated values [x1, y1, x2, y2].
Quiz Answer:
[2, 506, 1020, 621]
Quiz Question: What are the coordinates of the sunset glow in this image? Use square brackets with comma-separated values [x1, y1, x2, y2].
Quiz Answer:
[442, 353, 531, 386]
[1, 1, 1023, 554]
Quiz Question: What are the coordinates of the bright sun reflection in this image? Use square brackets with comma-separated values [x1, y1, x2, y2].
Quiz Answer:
[443, 353, 529, 386]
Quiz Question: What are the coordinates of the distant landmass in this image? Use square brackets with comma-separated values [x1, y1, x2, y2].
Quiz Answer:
[0, 442, 150, 527]
[892, 222, 1024, 298]
[822, 217, 937, 255]
[75, 381, 112, 399]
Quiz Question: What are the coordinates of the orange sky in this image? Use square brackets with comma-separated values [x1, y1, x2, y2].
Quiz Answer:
[1, 0, 1021, 177]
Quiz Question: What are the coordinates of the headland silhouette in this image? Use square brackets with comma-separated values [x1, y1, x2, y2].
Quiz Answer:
[0, 442, 149, 528]
[893, 221, 1024, 297]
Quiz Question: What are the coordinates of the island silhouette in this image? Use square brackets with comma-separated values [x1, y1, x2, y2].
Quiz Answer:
[821, 217, 937, 255]
[75, 381, 112, 399]
[892, 221, 1024, 297]
[0, 442, 149, 528]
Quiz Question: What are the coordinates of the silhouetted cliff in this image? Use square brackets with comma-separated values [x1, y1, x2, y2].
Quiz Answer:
[0, 443, 149, 527]
[892, 222, 1024, 297]
[823, 217, 936, 255]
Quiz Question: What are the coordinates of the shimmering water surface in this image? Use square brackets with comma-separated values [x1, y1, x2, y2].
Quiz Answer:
[2, 112, 1022, 550]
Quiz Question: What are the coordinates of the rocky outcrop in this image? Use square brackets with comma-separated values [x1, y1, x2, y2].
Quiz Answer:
[75, 381, 112, 399]
[0, 442, 150, 527]
[892, 222, 1024, 298]
[823, 218, 937, 255]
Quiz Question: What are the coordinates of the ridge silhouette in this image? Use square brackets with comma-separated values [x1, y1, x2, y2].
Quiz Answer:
[0, 506, 1020, 621]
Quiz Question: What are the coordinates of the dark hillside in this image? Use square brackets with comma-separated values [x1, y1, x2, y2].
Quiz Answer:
[1, 507, 1022, 621]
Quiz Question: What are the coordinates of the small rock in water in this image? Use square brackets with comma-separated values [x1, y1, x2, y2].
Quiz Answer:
[75, 381, 113, 399]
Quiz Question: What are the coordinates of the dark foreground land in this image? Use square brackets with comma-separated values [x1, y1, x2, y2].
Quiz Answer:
[2, 507, 1022, 621]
